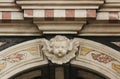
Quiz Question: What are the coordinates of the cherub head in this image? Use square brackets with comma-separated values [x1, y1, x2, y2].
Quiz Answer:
[42, 35, 79, 64]
[50, 36, 70, 57]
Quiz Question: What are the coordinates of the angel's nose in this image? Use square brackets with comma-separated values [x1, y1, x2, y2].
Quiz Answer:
[58, 47, 63, 51]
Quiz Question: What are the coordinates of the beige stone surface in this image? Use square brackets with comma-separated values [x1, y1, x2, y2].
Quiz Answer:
[0, 36, 120, 79]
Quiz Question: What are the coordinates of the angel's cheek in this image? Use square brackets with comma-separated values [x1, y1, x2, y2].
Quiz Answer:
[53, 49, 59, 54]
[62, 49, 67, 55]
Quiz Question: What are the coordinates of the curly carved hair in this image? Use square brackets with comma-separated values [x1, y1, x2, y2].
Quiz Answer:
[50, 35, 70, 47]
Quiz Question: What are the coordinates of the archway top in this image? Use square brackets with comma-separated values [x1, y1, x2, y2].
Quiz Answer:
[0, 39, 43, 56]
[0, 36, 120, 79]
[0, 36, 120, 63]
[0, 38, 47, 79]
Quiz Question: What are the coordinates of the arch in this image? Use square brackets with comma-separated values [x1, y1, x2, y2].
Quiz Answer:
[71, 38, 120, 79]
[0, 39, 48, 79]
[0, 37, 120, 79]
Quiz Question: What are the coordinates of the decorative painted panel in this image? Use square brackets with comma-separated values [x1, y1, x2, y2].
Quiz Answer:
[0, 36, 120, 79]
[0, 39, 48, 79]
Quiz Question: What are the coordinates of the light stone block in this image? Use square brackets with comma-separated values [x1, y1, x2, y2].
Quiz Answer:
[54, 10, 65, 18]
[11, 12, 24, 20]
[97, 12, 109, 20]
[0, 0, 14, 2]
[0, 12, 2, 19]
[75, 10, 86, 18]
[118, 12, 120, 20]
[34, 10, 45, 18]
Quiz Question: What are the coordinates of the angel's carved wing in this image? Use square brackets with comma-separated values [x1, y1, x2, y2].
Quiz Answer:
[69, 38, 80, 52]
[41, 39, 53, 58]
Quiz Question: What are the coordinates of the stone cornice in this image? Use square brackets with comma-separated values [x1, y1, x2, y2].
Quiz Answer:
[0, 21, 41, 36]
[0, 0, 120, 36]
[1, 0, 120, 20]
[34, 20, 86, 34]
[16, 0, 104, 5]
[80, 23, 120, 36]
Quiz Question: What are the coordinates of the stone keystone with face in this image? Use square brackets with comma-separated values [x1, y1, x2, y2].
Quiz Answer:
[42, 35, 80, 64]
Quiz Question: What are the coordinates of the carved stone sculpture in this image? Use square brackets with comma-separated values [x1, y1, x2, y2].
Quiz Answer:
[42, 35, 80, 64]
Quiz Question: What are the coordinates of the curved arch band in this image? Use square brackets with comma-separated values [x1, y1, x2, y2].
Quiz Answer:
[0, 36, 120, 79]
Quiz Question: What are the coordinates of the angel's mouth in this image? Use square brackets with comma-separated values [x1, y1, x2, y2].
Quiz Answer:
[57, 52, 64, 57]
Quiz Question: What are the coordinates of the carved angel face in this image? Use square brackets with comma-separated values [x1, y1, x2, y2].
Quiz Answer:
[51, 41, 68, 57]
[43, 35, 79, 64]
[49, 36, 69, 58]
